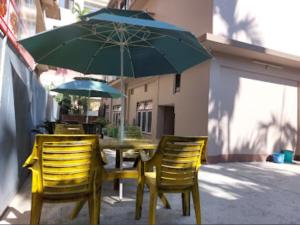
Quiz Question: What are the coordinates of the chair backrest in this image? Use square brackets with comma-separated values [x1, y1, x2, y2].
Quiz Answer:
[155, 136, 208, 190]
[34, 135, 102, 199]
[54, 123, 85, 134]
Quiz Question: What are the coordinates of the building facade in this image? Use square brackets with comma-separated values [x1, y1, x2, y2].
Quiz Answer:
[106, 0, 300, 163]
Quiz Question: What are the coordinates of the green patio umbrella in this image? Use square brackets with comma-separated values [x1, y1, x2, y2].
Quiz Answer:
[18, 8, 212, 139]
[51, 78, 122, 123]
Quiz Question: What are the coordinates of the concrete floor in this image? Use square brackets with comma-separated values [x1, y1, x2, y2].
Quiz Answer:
[1, 161, 300, 224]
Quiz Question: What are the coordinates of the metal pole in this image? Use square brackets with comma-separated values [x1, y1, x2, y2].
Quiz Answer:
[119, 41, 125, 201]
[120, 44, 125, 140]
[85, 90, 91, 123]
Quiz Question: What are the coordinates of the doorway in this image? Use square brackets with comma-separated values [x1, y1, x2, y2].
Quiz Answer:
[157, 105, 175, 138]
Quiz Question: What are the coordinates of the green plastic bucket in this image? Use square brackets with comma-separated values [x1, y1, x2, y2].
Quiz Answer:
[282, 150, 294, 163]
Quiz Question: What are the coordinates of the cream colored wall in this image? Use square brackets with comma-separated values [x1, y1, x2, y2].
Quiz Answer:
[175, 62, 210, 136]
[127, 77, 158, 136]
[124, 61, 210, 139]
[131, 0, 213, 36]
[208, 54, 298, 157]
[156, 62, 210, 137]
[213, 0, 300, 56]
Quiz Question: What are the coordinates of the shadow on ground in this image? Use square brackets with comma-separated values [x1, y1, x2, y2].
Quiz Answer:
[1, 161, 300, 224]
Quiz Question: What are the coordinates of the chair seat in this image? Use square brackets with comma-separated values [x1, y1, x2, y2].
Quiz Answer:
[145, 172, 193, 191]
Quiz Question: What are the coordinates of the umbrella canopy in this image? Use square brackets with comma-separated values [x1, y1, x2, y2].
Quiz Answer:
[51, 79, 122, 98]
[51, 78, 122, 123]
[18, 9, 211, 77]
[18, 8, 212, 140]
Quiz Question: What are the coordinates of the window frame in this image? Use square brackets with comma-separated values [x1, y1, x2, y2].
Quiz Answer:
[112, 105, 121, 126]
[136, 101, 152, 134]
[174, 73, 181, 93]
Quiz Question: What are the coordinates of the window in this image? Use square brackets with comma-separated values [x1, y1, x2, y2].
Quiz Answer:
[130, 89, 134, 95]
[137, 111, 141, 126]
[105, 105, 110, 121]
[144, 84, 148, 92]
[174, 73, 181, 93]
[112, 105, 121, 126]
[147, 111, 152, 132]
[136, 101, 152, 133]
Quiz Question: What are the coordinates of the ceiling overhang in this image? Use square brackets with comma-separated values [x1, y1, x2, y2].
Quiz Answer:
[199, 33, 300, 70]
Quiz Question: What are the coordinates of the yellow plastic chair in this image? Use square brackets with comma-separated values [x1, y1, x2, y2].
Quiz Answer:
[23, 134, 105, 225]
[135, 135, 208, 225]
[54, 123, 85, 134]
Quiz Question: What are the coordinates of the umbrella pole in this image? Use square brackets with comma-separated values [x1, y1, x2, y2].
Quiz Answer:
[118, 43, 125, 202]
[120, 44, 125, 141]
[86, 90, 90, 124]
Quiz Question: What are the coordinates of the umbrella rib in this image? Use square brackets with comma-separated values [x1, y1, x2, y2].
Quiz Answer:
[36, 24, 115, 62]
[77, 23, 132, 46]
[124, 26, 149, 43]
[126, 43, 153, 48]
[81, 21, 205, 54]
[76, 23, 126, 43]
[84, 28, 118, 74]
[76, 23, 115, 41]
[127, 35, 167, 45]
[112, 23, 124, 43]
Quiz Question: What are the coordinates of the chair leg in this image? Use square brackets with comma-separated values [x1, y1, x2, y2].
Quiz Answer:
[191, 184, 201, 224]
[158, 193, 171, 209]
[88, 189, 101, 225]
[149, 188, 158, 225]
[69, 200, 86, 220]
[135, 178, 145, 220]
[182, 192, 190, 216]
[30, 194, 43, 225]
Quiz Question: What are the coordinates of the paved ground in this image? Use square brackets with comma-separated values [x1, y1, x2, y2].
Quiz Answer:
[1, 159, 300, 224]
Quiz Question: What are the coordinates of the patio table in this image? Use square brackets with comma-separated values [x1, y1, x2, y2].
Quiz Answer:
[99, 138, 158, 200]
[23, 136, 158, 202]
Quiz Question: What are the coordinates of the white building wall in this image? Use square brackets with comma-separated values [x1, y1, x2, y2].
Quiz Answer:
[213, 0, 300, 56]
[208, 54, 298, 158]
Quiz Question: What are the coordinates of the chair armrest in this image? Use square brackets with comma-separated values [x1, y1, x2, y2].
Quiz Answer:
[23, 153, 38, 168]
